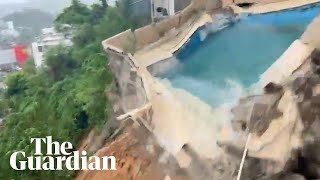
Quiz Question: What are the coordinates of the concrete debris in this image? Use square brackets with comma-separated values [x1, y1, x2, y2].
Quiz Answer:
[311, 50, 320, 66]
[229, 49, 320, 179]
[231, 91, 283, 135]
[264, 82, 283, 94]
[311, 49, 320, 75]
[270, 173, 306, 180]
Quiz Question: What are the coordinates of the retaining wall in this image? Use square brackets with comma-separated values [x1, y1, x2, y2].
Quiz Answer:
[102, 0, 221, 53]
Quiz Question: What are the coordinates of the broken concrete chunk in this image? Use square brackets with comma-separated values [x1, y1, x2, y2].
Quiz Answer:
[313, 84, 320, 95]
[298, 101, 315, 127]
[292, 76, 314, 100]
[299, 141, 320, 179]
[270, 173, 306, 180]
[310, 95, 320, 105]
[304, 118, 320, 143]
[216, 140, 243, 158]
[298, 95, 320, 127]
[231, 105, 251, 131]
[231, 92, 283, 135]
[248, 103, 282, 136]
[264, 82, 283, 94]
[248, 103, 268, 131]
[312, 65, 320, 75]
[292, 76, 310, 95]
[311, 50, 320, 66]
[175, 149, 192, 168]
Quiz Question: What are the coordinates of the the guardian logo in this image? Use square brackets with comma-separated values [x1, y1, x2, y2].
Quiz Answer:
[10, 136, 117, 171]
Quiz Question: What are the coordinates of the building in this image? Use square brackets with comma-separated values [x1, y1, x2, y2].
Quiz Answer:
[0, 49, 18, 69]
[0, 21, 19, 37]
[129, 0, 191, 21]
[31, 27, 72, 67]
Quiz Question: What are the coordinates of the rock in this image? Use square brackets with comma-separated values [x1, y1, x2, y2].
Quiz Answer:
[298, 101, 315, 127]
[248, 103, 268, 132]
[313, 66, 320, 75]
[264, 82, 283, 94]
[311, 95, 320, 105]
[304, 85, 313, 100]
[292, 76, 309, 94]
[304, 118, 320, 143]
[107, 51, 147, 112]
[311, 50, 320, 75]
[298, 95, 320, 127]
[270, 173, 306, 180]
[313, 84, 320, 95]
[292, 76, 314, 100]
[311, 50, 320, 66]
[248, 103, 283, 136]
[303, 141, 320, 164]
[231, 93, 283, 135]
[216, 141, 243, 158]
[231, 105, 251, 132]
[175, 149, 192, 168]
[296, 146, 320, 179]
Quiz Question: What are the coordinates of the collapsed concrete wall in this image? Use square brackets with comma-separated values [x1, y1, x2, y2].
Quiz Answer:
[102, 30, 134, 53]
[230, 57, 320, 179]
[102, 0, 320, 178]
[106, 50, 147, 112]
[228, 14, 320, 179]
[302, 15, 320, 50]
[260, 40, 314, 86]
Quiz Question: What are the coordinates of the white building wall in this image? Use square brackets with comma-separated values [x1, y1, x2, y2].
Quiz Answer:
[31, 28, 73, 68]
[31, 42, 44, 68]
[6, 21, 14, 31]
[153, 0, 175, 17]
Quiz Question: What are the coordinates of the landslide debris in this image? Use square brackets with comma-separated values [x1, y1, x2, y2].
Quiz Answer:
[229, 49, 320, 179]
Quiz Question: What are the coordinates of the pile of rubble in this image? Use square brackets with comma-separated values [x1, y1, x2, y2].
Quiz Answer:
[228, 49, 320, 179]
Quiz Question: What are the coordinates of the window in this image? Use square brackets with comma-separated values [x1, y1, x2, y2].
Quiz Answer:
[38, 46, 43, 52]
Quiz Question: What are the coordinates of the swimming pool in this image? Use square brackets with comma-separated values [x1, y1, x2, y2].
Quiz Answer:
[163, 3, 320, 107]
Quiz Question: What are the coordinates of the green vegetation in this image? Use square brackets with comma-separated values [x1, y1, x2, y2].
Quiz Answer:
[0, 0, 149, 179]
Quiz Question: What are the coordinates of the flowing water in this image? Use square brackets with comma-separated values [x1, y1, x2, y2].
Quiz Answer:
[152, 4, 320, 158]
[164, 4, 320, 107]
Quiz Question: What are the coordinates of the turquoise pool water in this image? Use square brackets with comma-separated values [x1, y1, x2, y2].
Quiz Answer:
[164, 4, 320, 107]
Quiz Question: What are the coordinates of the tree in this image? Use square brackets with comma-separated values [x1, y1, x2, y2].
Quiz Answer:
[45, 46, 77, 81]
[55, 0, 91, 25]
[100, 0, 108, 9]
[0, 0, 146, 179]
